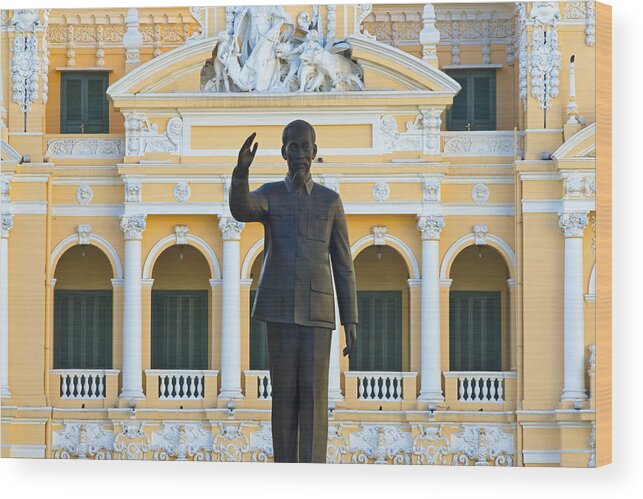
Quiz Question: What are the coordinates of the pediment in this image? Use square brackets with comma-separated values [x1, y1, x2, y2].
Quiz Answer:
[107, 35, 460, 107]
[1, 140, 22, 164]
[551, 123, 596, 161]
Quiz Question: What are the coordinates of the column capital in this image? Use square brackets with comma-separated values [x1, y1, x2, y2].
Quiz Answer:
[120, 214, 146, 240]
[218, 215, 244, 241]
[558, 212, 588, 238]
[417, 215, 445, 240]
[1, 213, 14, 238]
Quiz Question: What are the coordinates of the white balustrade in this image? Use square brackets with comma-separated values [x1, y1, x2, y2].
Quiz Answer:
[345, 372, 416, 402]
[443, 371, 516, 403]
[245, 370, 272, 400]
[52, 369, 118, 399]
[146, 370, 217, 400]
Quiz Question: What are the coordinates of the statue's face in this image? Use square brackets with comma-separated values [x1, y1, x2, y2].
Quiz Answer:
[282, 127, 317, 183]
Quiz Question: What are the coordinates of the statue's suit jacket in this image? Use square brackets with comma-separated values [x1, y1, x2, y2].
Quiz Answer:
[230, 170, 358, 329]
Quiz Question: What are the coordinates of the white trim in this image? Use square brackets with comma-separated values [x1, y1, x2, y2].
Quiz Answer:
[50, 233, 124, 279]
[440, 233, 516, 280]
[7, 201, 47, 214]
[142, 233, 221, 279]
[9, 444, 47, 458]
[518, 172, 561, 181]
[551, 123, 596, 161]
[9, 175, 50, 183]
[442, 176, 514, 185]
[522, 450, 561, 464]
[52, 205, 123, 217]
[586, 262, 596, 303]
[241, 238, 265, 280]
[351, 233, 420, 279]
[52, 178, 123, 186]
[1, 140, 22, 162]
[441, 64, 503, 70]
[521, 199, 595, 214]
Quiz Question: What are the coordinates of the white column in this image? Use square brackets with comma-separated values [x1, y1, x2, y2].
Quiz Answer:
[119, 214, 146, 401]
[559, 212, 589, 401]
[219, 216, 244, 399]
[417, 215, 445, 402]
[1, 213, 14, 398]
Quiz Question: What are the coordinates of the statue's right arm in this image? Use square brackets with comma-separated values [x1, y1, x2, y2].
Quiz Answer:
[229, 167, 269, 223]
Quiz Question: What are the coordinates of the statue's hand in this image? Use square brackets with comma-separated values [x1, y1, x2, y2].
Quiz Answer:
[342, 323, 357, 357]
[237, 132, 258, 172]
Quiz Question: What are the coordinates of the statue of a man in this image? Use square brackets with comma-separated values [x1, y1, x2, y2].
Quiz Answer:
[230, 121, 358, 463]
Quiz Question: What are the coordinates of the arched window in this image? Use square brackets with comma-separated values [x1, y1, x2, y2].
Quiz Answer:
[350, 245, 409, 372]
[151, 245, 209, 370]
[53, 245, 113, 369]
[449, 245, 510, 371]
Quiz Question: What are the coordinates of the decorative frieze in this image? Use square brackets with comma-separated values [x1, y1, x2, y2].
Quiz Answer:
[558, 212, 588, 237]
[45, 138, 124, 159]
[211, 424, 250, 462]
[372, 182, 390, 202]
[77, 224, 91, 245]
[529, 2, 561, 110]
[174, 182, 190, 203]
[113, 422, 150, 460]
[248, 423, 275, 462]
[411, 425, 449, 465]
[151, 423, 212, 461]
[379, 116, 421, 152]
[52, 422, 114, 459]
[442, 131, 516, 156]
[561, 172, 595, 198]
[11, 10, 41, 113]
[417, 216, 445, 240]
[120, 214, 147, 240]
[371, 225, 388, 246]
[124, 177, 142, 203]
[517, 3, 529, 111]
[185, 6, 206, 44]
[124, 114, 183, 157]
[218, 216, 244, 241]
[349, 425, 412, 464]
[75, 184, 93, 206]
[174, 225, 189, 245]
[379, 111, 442, 154]
[451, 425, 515, 466]
[471, 183, 490, 204]
[472, 224, 488, 246]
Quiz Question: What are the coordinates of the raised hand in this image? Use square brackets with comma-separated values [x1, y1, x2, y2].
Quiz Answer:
[237, 132, 258, 171]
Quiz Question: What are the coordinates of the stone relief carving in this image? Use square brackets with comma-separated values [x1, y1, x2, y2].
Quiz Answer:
[174, 182, 191, 203]
[411, 425, 450, 465]
[451, 425, 515, 466]
[559, 212, 588, 237]
[1, 213, 14, 238]
[371, 225, 388, 246]
[200, 6, 364, 93]
[561, 172, 595, 198]
[76, 184, 93, 206]
[443, 134, 515, 155]
[124, 114, 183, 156]
[113, 423, 150, 460]
[471, 183, 490, 204]
[45, 138, 124, 159]
[77, 224, 92, 246]
[174, 225, 189, 245]
[248, 423, 274, 462]
[212, 424, 250, 462]
[120, 214, 147, 240]
[52, 422, 114, 459]
[529, 2, 561, 110]
[417, 215, 445, 240]
[151, 423, 212, 461]
[349, 425, 412, 464]
[422, 175, 441, 202]
[219, 215, 245, 241]
[11, 10, 41, 113]
[472, 224, 489, 246]
[124, 177, 142, 203]
[372, 181, 390, 202]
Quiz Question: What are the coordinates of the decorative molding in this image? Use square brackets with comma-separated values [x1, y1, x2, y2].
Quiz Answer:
[442, 131, 516, 156]
[186, 6, 207, 44]
[11, 10, 41, 113]
[318, 174, 340, 193]
[450, 425, 514, 466]
[218, 216, 245, 241]
[419, 4, 440, 63]
[124, 114, 183, 156]
[52, 422, 114, 459]
[124, 177, 142, 203]
[412, 425, 449, 465]
[1, 213, 14, 238]
[585, 1, 595, 46]
[558, 212, 588, 237]
[561, 172, 595, 198]
[174, 225, 189, 245]
[46, 138, 124, 159]
[248, 423, 274, 462]
[120, 214, 147, 240]
[0, 176, 10, 202]
[529, 2, 561, 110]
[422, 174, 442, 202]
[151, 423, 212, 461]
[587, 422, 596, 467]
[517, 3, 528, 111]
[113, 422, 150, 460]
[174, 182, 191, 203]
[471, 183, 490, 204]
[472, 224, 488, 246]
[379, 115, 421, 152]
[211, 424, 249, 462]
[372, 181, 390, 202]
[77, 224, 91, 245]
[349, 425, 412, 464]
[371, 225, 388, 246]
[355, 5, 376, 39]
[75, 184, 93, 206]
[123, 8, 143, 65]
[417, 215, 444, 240]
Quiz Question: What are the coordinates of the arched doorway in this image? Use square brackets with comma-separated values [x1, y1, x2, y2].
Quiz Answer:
[351, 245, 409, 372]
[150, 245, 210, 370]
[53, 244, 113, 369]
[448, 245, 510, 372]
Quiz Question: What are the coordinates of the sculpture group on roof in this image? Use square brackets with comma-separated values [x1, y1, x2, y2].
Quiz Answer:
[200, 5, 365, 93]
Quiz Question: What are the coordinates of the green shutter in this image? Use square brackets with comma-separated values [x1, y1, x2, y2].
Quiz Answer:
[350, 291, 402, 372]
[249, 291, 269, 370]
[151, 290, 208, 370]
[53, 290, 112, 369]
[449, 291, 502, 371]
[61, 72, 109, 134]
[446, 70, 496, 131]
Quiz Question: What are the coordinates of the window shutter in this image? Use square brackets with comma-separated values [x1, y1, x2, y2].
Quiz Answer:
[446, 70, 496, 131]
[61, 72, 109, 134]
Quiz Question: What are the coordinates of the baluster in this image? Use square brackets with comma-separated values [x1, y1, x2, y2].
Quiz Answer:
[257, 377, 264, 399]
[357, 377, 364, 399]
[266, 375, 272, 399]
[368, 377, 375, 400]
[497, 377, 504, 401]
[82, 374, 89, 398]
[60, 375, 67, 398]
[180, 376, 188, 399]
[380, 376, 387, 400]
[472, 377, 480, 401]
[481, 377, 489, 401]
[466, 377, 473, 401]
[98, 375, 105, 398]
[398, 376, 403, 400]
[170, 375, 178, 398]
[89, 375, 97, 398]
[189, 376, 196, 398]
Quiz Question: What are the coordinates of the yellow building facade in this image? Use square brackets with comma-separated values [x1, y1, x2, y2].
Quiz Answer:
[0, 2, 601, 466]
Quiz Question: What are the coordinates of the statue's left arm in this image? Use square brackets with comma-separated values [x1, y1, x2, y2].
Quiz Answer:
[329, 195, 358, 326]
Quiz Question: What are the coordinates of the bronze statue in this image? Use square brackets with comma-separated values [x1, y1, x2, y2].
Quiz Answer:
[230, 120, 358, 463]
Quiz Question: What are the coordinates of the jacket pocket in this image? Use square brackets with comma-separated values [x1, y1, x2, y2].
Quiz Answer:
[309, 277, 334, 322]
[270, 208, 293, 237]
[306, 212, 329, 242]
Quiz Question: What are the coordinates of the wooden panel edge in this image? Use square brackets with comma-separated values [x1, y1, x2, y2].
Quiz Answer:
[596, 1, 612, 467]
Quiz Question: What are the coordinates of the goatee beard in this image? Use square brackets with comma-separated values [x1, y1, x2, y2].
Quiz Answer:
[292, 169, 309, 185]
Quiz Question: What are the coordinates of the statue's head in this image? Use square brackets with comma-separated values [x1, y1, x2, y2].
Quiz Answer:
[281, 120, 317, 184]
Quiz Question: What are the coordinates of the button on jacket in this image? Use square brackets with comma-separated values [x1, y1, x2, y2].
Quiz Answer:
[229, 170, 358, 329]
